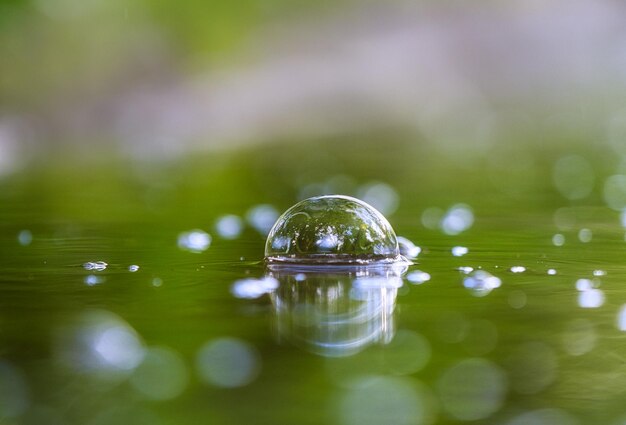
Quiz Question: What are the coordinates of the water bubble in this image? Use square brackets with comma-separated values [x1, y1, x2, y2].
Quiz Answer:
[578, 288, 604, 308]
[247, 204, 279, 235]
[151, 278, 163, 287]
[196, 338, 260, 388]
[397, 236, 421, 259]
[552, 155, 594, 200]
[437, 358, 507, 421]
[357, 182, 399, 216]
[463, 271, 501, 297]
[231, 277, 279, 299]
[83, 261, 107, 272]
[575, 278, 593, 291]
[128, 265, 140, 272]
[451, 246, 468, 257]
[265, 195, 406, 265]
[617, 305, 626, 331]
[552, 233, 565, 246]
[440, 204, 474, 235]
[215, 214, 243, 239]
[578, 228, 592, 243]
[130, 346, 189, 401]
[510, 266, 526, 273]
[85, 275, 104, 286]
[17, 230, 32, 246]
[177, 230, 211, 253]
[406, 270, 431, 285]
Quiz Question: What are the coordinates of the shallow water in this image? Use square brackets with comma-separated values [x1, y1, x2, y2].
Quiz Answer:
[2, 138, 626, 425]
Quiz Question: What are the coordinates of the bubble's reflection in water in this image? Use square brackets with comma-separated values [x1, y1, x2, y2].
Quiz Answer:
[265, 265, 406, 357]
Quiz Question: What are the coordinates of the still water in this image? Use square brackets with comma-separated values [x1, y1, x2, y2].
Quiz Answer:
[2, 138, 626, 424]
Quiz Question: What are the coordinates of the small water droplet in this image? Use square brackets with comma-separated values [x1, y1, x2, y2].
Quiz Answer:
[129, 265, 140, 272]
[177, 230, 211, 253]
[406, 270, 431, 284]
[547, 268, 557, 275]
[578, 228, 592, 243]
[397, 236, 421, 259]
[83, 261, 108, 271]
[510, 266, 526, 273]
[463, 270, 501, 297]
[17, 230, 32, 246]
[451, 246, 469, 257]
[552, 233, 565, 246]
[152, 278, 163, 287]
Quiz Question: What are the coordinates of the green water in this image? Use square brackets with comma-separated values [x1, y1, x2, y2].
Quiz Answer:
[2, 137, 626, 425]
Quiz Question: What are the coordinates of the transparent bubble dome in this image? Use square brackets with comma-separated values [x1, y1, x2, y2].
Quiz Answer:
[265, 195, 408, 265]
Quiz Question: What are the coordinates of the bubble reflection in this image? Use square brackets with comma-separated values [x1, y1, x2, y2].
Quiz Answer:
[266, 265, 405, 357]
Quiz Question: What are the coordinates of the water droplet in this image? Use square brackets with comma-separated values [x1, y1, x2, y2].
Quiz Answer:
[457, 266, 474, 274]
[451, 246, 468, 257]
[397, 236, 421, 259]
[152, 278, 162, 287]
[578, 228, 592, 243]
[578, 288, 604, 308]
[231, 277, 279, 299]
[440, 204, 474, 235]
[356, 182, 399, 216]
[83, 261, 108, 271]
[17, 230, 32, 246]
[547, 268, 557, 275]
[463, 271, 501, 297]
[247, 204, 279, 235]
[510, 266, 526, 273]
[265, 195, 407, 265]
[593, 269, 606, 277]
[177, 230, 211, 253]
[406, 270, 431, 284]
[128, 265, 140, 272]
[215, 214, 243, 239]
[85, 275, 105, 286]
[552, 233, 565, 246]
